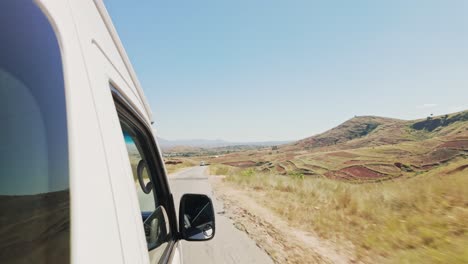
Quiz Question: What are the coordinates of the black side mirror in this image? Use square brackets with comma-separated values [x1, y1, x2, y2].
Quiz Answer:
[178, 194, 215, 241]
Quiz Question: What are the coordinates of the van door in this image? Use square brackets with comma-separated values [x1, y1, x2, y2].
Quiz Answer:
[66, 2, 150, 263]
[66, 1, 180, 263]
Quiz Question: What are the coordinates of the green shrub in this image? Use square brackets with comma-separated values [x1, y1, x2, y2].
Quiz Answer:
[288, 171, 304, 180]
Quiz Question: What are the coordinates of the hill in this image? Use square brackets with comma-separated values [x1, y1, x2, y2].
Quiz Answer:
[295, 116, 405, 150]
[209, 110, 468, 263]
[210, 110, 468, 181]
[295, 110, 468, 152]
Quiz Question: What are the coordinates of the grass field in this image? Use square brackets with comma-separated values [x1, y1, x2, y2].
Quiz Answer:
[164, 158, 198, 174]
[210, 159, 468, 263]
[205, 112, 468, 262]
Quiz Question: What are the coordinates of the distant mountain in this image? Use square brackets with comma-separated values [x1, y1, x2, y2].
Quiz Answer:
[157, 137, 292, 150]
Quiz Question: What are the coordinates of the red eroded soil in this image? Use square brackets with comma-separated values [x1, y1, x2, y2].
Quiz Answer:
[324, 165, 389, 180]
[344, 160, 381, 165]
[446, 164, 468, 174]
[340, 166, 387, 179]
[276, 165, 286, 174]
[324, 170, 353, 180]
[165, 160, 182, 165]
[223, 161, 256, 168]
[438, 140, 468, 150]
[344, 160, 361, 165]
[366, 164, 400, 174]
[422, 148, 460, 164]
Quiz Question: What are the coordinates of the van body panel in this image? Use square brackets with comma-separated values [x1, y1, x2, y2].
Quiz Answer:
[33, 0, 182, 263]
[64, 0, 162, 262]
[67, 0, 150, 125]
[35, 0, 126, 263]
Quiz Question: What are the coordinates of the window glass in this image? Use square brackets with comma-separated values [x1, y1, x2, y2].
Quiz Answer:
[120, 120, 170, 262]
[0, 1, 69, 264]
[122, 127, 156, 212]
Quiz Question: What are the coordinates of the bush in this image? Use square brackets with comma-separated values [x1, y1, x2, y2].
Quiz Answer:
[288, 171, 304, 180]
[241, 168, 255, 177]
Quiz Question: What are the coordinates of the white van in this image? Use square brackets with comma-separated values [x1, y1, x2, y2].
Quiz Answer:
[0, 1, 215, 264]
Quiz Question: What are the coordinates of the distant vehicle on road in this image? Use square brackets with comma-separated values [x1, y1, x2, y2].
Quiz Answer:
[0, 1, 215, 264]
[200, 161, 206, 166]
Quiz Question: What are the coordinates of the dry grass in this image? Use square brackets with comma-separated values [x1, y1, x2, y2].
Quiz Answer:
[215, 160, 468, 263]
[209, 163, 237, 176]
[164, 158, 197, 174]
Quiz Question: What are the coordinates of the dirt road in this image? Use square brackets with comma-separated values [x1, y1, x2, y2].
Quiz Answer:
[169, 166, 274, 264]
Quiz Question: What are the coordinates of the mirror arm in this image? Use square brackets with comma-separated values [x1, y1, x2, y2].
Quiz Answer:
[166, 193, 182, 241]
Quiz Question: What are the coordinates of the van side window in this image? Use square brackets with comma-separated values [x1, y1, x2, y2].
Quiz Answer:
[118, 113, 170, 262]
[0, 1, 70, 263]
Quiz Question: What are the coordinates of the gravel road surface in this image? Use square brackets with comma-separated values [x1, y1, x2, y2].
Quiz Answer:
[169, 166, 273, 264]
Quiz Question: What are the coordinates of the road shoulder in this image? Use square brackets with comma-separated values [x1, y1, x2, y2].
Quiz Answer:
[209, 175, 355, 264]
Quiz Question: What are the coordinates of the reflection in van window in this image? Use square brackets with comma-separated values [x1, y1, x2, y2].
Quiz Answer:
[119, 120, 170, 261]
[0, 1, 69, 264]
[123, 130, 156, 212]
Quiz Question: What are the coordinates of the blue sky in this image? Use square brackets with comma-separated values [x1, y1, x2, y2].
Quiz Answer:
[105, 0, 468, 142]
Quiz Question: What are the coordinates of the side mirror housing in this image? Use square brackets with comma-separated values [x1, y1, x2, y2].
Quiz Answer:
[178, 194, 215, 241]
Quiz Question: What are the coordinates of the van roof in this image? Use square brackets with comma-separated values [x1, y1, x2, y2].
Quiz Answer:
[94, 0, 154, 124]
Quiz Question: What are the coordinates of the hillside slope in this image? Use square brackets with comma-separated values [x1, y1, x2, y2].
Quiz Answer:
[294, 110, 468, 152]
[211, 110, 468, 181]
[295, 116, 406, 150]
